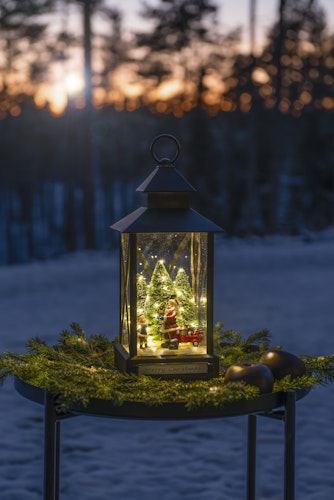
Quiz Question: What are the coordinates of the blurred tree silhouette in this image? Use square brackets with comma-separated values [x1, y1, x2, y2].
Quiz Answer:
[134, 0, 240, 225]
[60, 1, 129, 248]
[223, 0, 333, 233]
[135, 0, 240, 111]
[96, 6, 131, 96]
[0, 0, 334, 264]
[0, 0, 56, 114]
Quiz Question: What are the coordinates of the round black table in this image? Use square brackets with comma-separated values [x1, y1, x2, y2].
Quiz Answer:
[14, 377, 310, 500]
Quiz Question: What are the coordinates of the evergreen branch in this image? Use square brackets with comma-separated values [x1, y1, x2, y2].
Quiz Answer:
[0, 324, 333, 413]
[301, 354, 334, 384]
[214, 326, 278, 371]
[243, 329, 272, 349]
[273, 374, 317, 392]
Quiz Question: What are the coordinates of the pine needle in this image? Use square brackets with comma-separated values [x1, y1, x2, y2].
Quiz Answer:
[0, 323, 332, 413]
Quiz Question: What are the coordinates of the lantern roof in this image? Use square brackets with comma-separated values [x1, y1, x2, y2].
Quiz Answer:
[136, 165, 196, 193]
[111, 206, 223, 233]
[111, 134, 224, 234]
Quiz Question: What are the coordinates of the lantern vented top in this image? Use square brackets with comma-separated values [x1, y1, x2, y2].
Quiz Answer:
[137, 134, 196, 194]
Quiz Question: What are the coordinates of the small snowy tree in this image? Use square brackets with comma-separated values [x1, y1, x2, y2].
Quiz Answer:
[145, 260, 175, 337]
[136, 273, 148, 316]
[174, 267, 198, 329]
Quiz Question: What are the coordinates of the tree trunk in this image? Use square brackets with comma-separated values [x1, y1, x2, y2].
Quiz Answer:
[83, 0, 93, 112]
[268, 0, 287, 233]
[244, 0, 258, 235]
[82, 0, 95, 248]
[249, 0, 256, 55]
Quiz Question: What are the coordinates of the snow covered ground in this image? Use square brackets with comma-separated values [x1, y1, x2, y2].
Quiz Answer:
[0, 232, 334, 500]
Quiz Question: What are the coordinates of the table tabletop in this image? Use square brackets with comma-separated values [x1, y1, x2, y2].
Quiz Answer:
[14, 376, 310, 420]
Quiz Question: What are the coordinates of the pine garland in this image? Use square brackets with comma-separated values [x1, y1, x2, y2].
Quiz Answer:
[1, 322, 334, 413]
[214, 322, 279, 368]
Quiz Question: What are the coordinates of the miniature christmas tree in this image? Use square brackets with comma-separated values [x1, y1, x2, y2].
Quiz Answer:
[174, 267, 198, 329]
[145, 260, 175, 338]
[136, 273, 148, 316]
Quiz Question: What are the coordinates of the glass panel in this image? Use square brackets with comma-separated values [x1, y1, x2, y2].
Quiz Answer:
[120, 234, 130, 351]
[136, 232, 208, 357]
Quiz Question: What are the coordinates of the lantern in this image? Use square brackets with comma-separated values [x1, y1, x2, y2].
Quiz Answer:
[111, 134, 223, 379]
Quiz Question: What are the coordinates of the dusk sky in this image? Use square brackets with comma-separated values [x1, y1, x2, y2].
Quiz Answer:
[123, 0, 334, 53]
[4, 0, 334, 115]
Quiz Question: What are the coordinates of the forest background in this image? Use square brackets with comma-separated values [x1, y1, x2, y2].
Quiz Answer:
[1, 0, 334, 265]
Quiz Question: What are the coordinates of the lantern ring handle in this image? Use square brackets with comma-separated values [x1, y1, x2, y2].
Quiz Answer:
[150, 134, 180, 166]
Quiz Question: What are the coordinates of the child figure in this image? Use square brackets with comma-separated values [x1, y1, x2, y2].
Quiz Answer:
[161, 299, 179, 350]
[137, 315, 148, 349]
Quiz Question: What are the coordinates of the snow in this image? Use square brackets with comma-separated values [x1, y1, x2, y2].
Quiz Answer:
[1, 233, 334, 499]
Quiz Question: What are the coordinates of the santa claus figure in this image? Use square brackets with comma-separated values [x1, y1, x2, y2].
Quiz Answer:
[161, 298, 179, 349]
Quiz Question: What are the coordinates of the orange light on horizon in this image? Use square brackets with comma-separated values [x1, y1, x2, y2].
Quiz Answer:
[322, 96, 334, 109]
[152, 79, 183, 101]
[93, 87, 107, 108]
[252, 67, 270, 84]
[34, 83, 68, 115]
[10, 105, 21, 117]
[221, 98, 234, 112]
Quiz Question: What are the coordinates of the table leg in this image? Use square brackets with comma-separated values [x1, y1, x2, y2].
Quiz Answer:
[55, 421, 61, 500]
[44, 392, 60, 500]
[284, 390, 296, 500]
[247, 414, 257, 500]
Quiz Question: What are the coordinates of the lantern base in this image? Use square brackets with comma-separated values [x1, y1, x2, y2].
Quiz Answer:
[114, 343, 219, 380]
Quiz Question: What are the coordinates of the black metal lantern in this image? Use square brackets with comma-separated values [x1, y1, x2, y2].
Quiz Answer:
[111, 134, 223, 379]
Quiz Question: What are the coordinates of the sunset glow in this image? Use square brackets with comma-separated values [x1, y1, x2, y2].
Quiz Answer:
[0, 0, 334, 118]
[64, 72, 85, 96]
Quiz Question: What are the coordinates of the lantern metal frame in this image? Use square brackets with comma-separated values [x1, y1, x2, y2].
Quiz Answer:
[111, 134, 224, 379]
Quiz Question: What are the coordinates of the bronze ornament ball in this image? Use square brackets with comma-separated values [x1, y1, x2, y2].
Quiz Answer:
[259, 350, 306, 380]
[224, 362, 274, 394]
